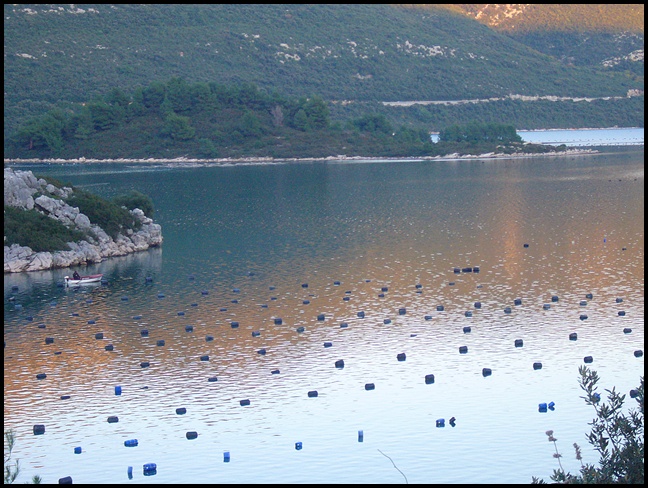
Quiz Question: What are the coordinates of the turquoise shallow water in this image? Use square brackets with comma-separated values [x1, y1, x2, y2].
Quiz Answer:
[4, 148, 644, 484]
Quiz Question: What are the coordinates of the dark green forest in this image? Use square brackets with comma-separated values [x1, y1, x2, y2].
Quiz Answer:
[5, 78, 571, 160]
[4, 4, 643, 144]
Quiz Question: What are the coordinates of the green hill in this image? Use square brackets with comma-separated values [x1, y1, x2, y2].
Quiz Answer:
[4, 4, 643, 145]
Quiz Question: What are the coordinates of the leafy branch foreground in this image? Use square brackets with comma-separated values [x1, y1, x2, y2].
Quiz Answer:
[533, 366, 644, 484]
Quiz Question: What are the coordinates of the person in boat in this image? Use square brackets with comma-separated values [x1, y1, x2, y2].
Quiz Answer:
[73, 271, 81, 280]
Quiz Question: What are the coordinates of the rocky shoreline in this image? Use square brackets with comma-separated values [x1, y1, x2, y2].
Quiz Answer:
[4, 167, 163, 273]
[3, 148, 599, 167]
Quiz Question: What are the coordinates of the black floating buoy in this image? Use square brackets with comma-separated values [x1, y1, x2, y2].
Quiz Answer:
[107, 416, 119, 423]
[274, 317, 283, 325]
[343, 296, 351, 301]
[415, 284, 423, 289]
[514, 298, 522, 306]
[105, 344, 114, 351]
[459, 346, 468, 354]
[523, 243, 529, 248]
[381, 286, 388, 292]
[45, 337, 54, 344]
[33, 425, 45, 435]
[503, 307, 512, 314]
[473, 266, 480, 273]
[584, 356, 593, 363]
[356, 311, 365, 318]
[448, 282, 455, 286]
[201, 290, 209, 295]
[157, 340, 165, 346]
[200, 355, 209, 361]
[453, 268, 460, 274]
[58, 476, 73, 484]
[302, 300, 310, 305]
[231, 321, 239, 328]
[296, 326, 305, 333]
[616, 297, 623, 303]
[623, 328, 632, 334]
[383, 319, 391, 324]
[36, 373, 47, 379]
[140, 361, 150, 368]
[257, 348, 266, 355]
[208, 377, 218, 382]
[551, 295, 559, 302]
[308, 390, 318, 397]
[365, 383, 375, 390]
[580, 314, 588, 321]
[206, 335, 214, 341]
[317, 314, 326, 321]
[569, 332, 578, 340]
[87, 320, 96, 325]
[378, 293, 385, 298]
[482, 368, 492, 377]
[398, 308, 406, 315]
[462, 267, 472, 273]
[176, 407, 187, 415]
[95, 332, 103, 340]
[60, 395, 70, 400]
[424, 315, 432, 320]
[186, 431, 198, 440]
[514, 339, 524, 347]
[474, 302, 481, 309]
[533, 362, 542, 370]
[177, 311, 185, 316]
[240, 399, 250, 406]
[396, 353, 406, 361]
[301, 283, 308, 288]
[335, 359, 345, 368]
[340, 322, 348, 328]
[140, 329, 149, 336]
[634, 350, 643, 358]
[334, 281, 341, 285]
[463, 326, 471, 333]
[618, 311, 626, 316]
[585, 293, 593, 300]
[425, 374, 435, 384]
[324, 342, 332, 348]
[436, 305, 444, 311]
[252, 331, 260, 337]
[38, 324, 46, 329]
[185, 325, 194, 332]
[543, 303, 551, 310]
[465, 311, 472, 317]
[271, 369, 280, 374]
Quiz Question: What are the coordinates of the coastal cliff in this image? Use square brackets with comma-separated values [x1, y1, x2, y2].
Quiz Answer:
[4, 167, 162, 273]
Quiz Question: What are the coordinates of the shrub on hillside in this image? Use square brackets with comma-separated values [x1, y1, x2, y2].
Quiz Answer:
[4, 205, 86, 252]
[112, 190, 155, 218]
[66, 189, 141, 239]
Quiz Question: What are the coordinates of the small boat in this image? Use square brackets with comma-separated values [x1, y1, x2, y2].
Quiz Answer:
[64, 274, 103, 286]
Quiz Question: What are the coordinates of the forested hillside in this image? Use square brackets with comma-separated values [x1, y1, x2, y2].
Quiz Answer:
[4, 4, 643, 146]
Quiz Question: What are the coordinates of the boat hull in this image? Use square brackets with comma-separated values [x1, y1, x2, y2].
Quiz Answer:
[64, 274, 103, 286]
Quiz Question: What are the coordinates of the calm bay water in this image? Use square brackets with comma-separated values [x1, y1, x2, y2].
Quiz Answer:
[4, 148, 644, 484]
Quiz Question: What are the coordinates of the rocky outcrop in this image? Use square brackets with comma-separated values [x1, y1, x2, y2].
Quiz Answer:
[4, 167, 163, 273]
